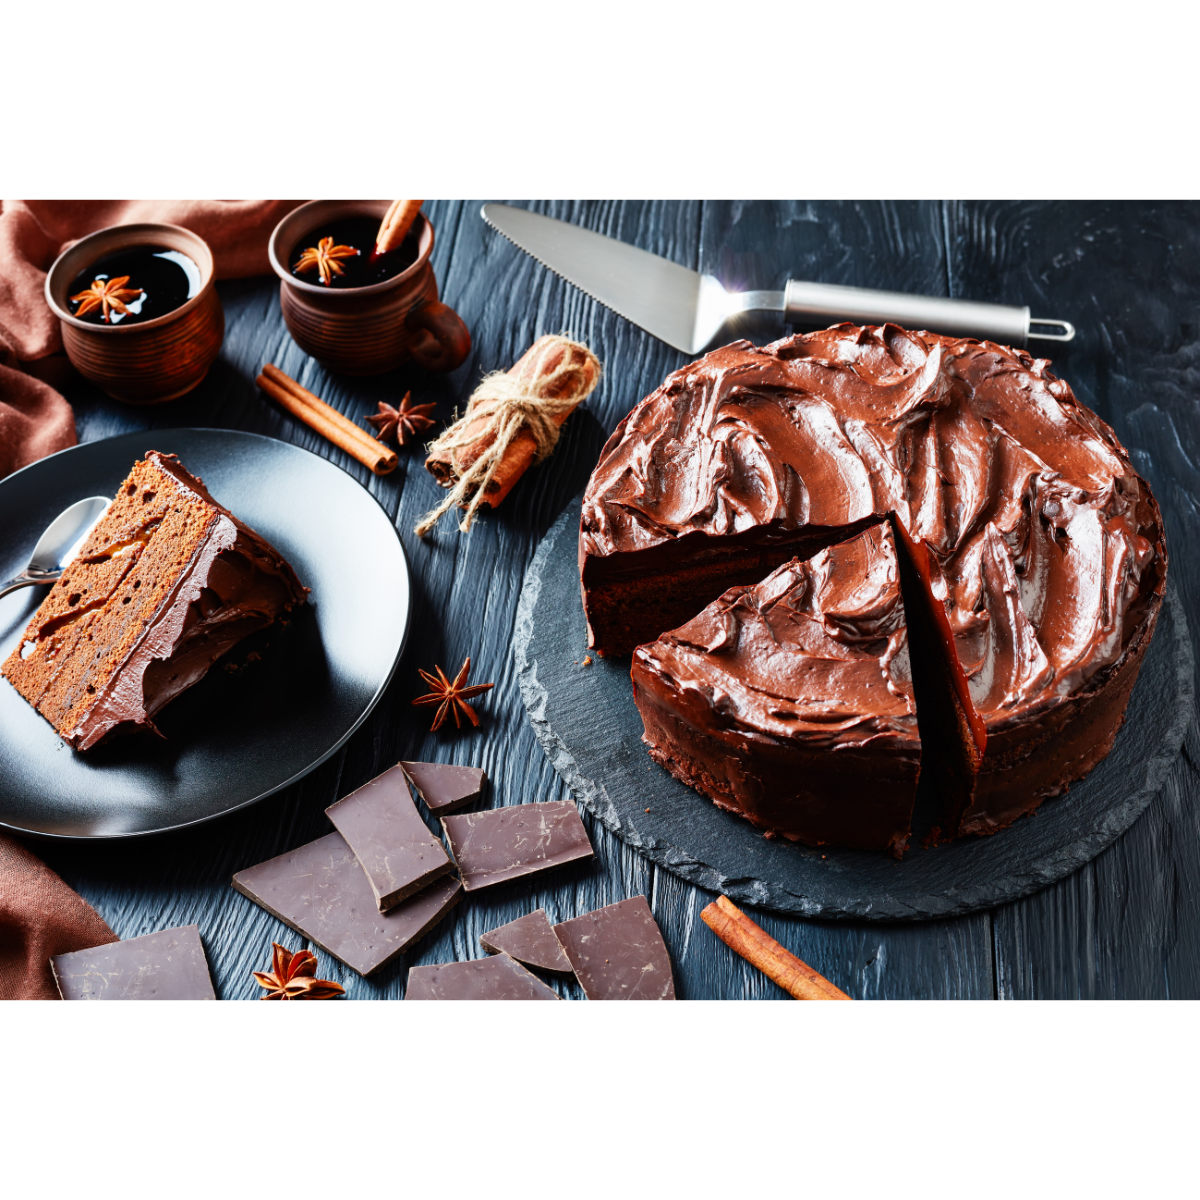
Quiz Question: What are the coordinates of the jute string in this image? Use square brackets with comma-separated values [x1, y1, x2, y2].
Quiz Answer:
[416, 335, 600, 536]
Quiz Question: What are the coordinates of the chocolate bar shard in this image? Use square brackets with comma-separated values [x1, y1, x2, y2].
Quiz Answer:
[326, 763, 454, 912]
[232, 833, 461, 977]
[441, 800, 593, 893]
[480, 908, 574, 975]
[405, 952, 560, 1000]
[553, 896, 675, 1000]
[50, 925, 216, 1001]
[402, 761, 486, 815]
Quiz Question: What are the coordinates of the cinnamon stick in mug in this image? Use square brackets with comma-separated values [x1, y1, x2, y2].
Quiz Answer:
[376, 200, 424, 255]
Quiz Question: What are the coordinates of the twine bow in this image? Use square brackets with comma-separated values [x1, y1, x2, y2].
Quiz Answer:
[416, 335, 600, 536]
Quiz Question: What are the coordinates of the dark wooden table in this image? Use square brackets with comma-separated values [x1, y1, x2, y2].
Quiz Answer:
[34, 201, 1200, 1000]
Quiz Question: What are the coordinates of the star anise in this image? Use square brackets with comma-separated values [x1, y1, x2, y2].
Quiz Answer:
[365, 392, 437, 447]
[252, 941, 345, 1000]
[69, 275, 143, 323]
[413, 656, 494, 731]
[293, 237, 360, 285]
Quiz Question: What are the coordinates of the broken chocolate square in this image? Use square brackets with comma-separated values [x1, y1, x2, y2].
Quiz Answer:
[441, 800, 592, 893]
[553, 896, 675, 1000]
[405, 952, 560, 1000]
[232, 833, 461, 976]
[402, 761, 486, 815]
[326, 763, 453, 911]
[50, 925, 216, 1000]
[480, 908, 573, 975]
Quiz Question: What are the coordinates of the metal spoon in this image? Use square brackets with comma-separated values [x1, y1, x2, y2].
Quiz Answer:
[0, 496, 111, 600]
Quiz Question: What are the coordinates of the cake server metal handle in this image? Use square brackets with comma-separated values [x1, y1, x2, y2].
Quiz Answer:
[0, 496, 110, 600]
[782, 280, 1074, 345]
[481, 204, 1076, 354]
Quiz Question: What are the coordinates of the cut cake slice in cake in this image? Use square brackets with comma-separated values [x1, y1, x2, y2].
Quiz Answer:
[631, 521, 921, 854]
[1, 451, 308, 750]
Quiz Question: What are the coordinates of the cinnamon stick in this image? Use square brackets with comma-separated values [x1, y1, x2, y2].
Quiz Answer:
[423, 336, 600, 522]
[700, 895, 851, 1000]
[257, 364, 398, 476]
[376, 200, 423, 255]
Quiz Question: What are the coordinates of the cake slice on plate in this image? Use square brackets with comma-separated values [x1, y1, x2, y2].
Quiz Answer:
[632, 521, 921, 855]
[1, 451, 308, 751]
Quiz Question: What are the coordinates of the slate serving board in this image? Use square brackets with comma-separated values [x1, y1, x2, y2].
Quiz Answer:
[515, 494, 1195, 920]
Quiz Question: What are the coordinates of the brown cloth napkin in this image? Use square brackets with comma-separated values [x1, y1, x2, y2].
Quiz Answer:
[0, 834, 116, 1000]
[0, 199, 302, 479]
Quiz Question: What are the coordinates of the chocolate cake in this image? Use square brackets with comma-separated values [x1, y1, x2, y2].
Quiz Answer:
[633, 522, 921, 852]
[2, 451, 308, 750]
[582, 325, 1167, 848]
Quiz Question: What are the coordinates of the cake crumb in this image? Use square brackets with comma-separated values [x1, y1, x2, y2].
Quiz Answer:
[581, 656, 592, 666]
[645, 807, 650, 813]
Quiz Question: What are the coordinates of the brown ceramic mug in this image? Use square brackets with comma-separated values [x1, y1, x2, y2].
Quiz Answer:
[268, 200, 471, 376]
[44, 223, 224, 405]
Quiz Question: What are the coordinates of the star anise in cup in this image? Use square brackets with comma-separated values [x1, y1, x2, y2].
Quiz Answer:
[294, 237, 360, 286]
[252, 941, 345, 1000]
[366, 392, 437, 447]
[69, 275, 144, 323]
[413, 656, 494, 731]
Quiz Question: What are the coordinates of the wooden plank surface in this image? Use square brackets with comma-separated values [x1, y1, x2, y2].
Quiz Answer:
[31, 200, 1200, 999]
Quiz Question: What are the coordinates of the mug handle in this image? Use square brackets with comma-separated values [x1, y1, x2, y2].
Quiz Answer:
[406, 300, 471, 372]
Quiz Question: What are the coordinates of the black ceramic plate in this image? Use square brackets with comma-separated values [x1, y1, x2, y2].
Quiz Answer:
[0, 429, 410, 840]
[515, 495, 1195, 920]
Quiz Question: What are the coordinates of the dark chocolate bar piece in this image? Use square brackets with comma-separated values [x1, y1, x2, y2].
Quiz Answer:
[441, 800, 592, 892]
[50, 925, 216, 1001]
[326, 763, 453, 912]
[402, 761, 486, 815]
[232, 833, 461, 976]
[480, 908, 573, 975]
[553, 896, 675, 1000]
[405, 953, 560, 1000]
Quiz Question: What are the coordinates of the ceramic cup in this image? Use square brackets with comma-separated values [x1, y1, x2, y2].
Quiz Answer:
[268, 200, 471, 376]
[44, 223, 224, 405]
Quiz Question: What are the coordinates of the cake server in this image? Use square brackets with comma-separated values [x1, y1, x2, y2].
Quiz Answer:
[481, 204, 1076, 353]
[0, 496, 110, 599]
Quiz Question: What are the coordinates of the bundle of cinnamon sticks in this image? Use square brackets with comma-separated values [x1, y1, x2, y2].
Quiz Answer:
[417, 334, 601, 535]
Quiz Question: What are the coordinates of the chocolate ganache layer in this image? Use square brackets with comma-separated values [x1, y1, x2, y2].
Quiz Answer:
[2, 452, 308, 750]
[581, 325, 1167, 847]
